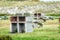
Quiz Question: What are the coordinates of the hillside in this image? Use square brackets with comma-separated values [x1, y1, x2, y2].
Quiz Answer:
[0, 1, 60, 15]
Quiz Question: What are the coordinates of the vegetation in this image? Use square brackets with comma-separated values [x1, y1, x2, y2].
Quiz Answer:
[46, 13, 60, 16]
[0, 1, 60, 40]
[0, 19, 59, 40]
[0, 13, 14, 16]
[0, 0, 25, 1]
[0, 0, 39, 1]
[0, 1, 60, 15]
[0, 35, 12, 40]
[0, 14, 8, 16]
[58, 22, 60, 33]
[30, 0, 39, 2]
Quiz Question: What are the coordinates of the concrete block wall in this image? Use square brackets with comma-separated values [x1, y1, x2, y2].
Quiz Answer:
[10, 16, 33, 33]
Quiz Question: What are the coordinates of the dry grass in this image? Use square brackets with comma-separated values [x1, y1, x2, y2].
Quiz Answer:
[0, 19, 59, 29]
[0, 1, 40, 7]
[0, 20, 10, 28]
[43, 19, 59, 30]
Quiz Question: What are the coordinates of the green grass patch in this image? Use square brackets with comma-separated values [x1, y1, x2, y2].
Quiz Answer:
[0, 19, 60, 40]
[46, 13, 60, 16]
[0, 27, 60, 40]
[0, 35, 12, 40]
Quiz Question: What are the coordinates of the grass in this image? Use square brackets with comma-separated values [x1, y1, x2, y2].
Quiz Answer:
[0, 1, 40, 7]
[0, 19, 60, 40]
[0, 1, 60, 7]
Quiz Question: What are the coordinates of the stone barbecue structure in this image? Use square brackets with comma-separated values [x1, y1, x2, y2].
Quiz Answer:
[10, 14, 33, 33]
